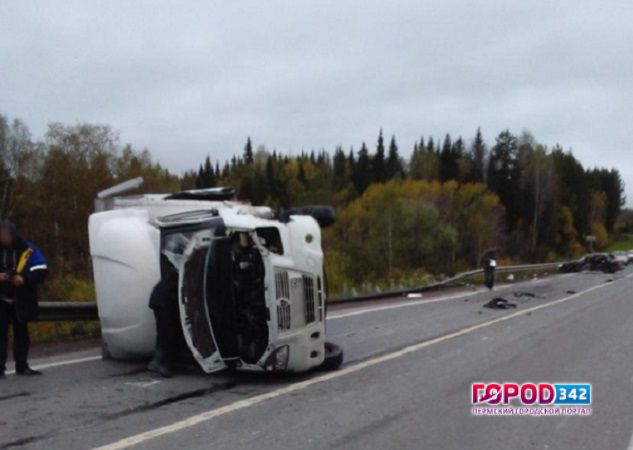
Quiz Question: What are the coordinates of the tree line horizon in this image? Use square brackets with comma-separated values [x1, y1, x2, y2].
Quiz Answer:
[0, 113, 625, 298]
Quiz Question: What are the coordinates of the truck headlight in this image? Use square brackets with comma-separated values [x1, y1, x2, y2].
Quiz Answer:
[265, 345, 289, 371]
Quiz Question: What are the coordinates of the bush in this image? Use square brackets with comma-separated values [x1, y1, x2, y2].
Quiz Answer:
[43, 274, 95, 301]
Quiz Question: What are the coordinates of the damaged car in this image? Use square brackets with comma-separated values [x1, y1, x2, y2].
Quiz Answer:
[558, 253, 624, 274]
[612, 251, 628, 266]
[557, 257, 588, 273]
[588, 253, 624, 273]
[88, 178, 342, 373]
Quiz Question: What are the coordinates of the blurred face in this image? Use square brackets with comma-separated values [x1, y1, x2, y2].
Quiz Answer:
[0, 228, 13, 247]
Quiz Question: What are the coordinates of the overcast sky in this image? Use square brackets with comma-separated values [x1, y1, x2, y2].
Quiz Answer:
[1, 1, 632, 201]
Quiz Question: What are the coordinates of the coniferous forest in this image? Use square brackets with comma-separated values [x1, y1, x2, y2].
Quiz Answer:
[0, 114, 625, 299]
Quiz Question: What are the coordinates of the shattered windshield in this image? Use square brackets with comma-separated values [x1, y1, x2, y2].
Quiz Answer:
[162, 232, 190, 268]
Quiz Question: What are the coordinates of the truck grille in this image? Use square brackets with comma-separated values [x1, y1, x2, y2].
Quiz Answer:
[275, 270, 291, 331]
[317, 276, 324, 322]
[303, 275, 316, 324]
[275, 270, 290, 300]
[277, 300, 291, 331]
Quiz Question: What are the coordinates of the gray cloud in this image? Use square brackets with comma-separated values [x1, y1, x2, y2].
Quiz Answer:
[1, 0, 632, 201]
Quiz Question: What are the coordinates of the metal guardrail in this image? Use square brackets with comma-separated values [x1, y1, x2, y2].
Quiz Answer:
[329, 262, 562, 304]
[35, 262, 563, 321]
[37, 301, 100, 322]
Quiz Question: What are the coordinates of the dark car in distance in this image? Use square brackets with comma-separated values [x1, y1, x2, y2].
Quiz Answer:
[558, 253, 625, 274]
[558, 257, 587, 273]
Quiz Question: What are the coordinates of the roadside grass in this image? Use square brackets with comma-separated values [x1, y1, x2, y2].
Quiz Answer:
[605, 234, 633, 252]
[31, 275, 101, 344]
[30, 321, 100, 344]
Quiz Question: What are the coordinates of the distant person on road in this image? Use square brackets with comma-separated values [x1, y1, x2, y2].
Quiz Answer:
[481, 249, 497, 291]
[0, 221, 47, 378]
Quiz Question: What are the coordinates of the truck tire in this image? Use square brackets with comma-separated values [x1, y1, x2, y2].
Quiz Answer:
[320, 341, 343, 371]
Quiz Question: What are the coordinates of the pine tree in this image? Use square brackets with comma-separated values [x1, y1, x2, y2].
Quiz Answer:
[203, 156, 215, 187]
[333, 146, 347, 190]
[452, 137, 464, 157]
[353, 142, 371, 194]
[487, 130, 520, 228]
[348, 148, 356, 187]
[472, 127, 486, 183]
[243, 137, 254, 165]
[372, 129, 386, 183]
[440, 133, 459, 181]
[195, 156, 215, 188]
[386, 135, 402, 179]
[442, 134, 452, 154]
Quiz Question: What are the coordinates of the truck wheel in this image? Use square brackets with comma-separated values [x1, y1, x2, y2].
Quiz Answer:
[320, 341, 343, 371]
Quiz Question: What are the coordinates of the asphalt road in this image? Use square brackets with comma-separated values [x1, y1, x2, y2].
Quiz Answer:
[1, 268, 633, 450]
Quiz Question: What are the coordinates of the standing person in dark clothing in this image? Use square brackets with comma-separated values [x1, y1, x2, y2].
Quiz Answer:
[481, 249, 497, 291]
[0, 221, 48, 378]
[147, 266, 180, 378]
[147, 234, 193, 378]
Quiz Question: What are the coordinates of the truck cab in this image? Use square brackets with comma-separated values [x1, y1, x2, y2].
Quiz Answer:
[88, 181, 340, 373]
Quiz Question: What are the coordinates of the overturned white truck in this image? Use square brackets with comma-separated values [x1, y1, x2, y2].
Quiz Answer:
[88, 178, 342, 373]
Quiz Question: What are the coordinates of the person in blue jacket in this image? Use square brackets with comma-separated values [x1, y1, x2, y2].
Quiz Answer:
[0, 221, 47, 378]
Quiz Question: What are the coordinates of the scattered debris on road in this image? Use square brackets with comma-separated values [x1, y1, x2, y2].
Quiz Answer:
[513, 291, 535, 298]
[513, 291, 547, 300]
[483, 297, 517, 309]
[407, 293, 423, 299]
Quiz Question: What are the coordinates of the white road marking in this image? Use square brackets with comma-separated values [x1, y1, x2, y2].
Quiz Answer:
[125, 380, 161, 388]
[95, 273, 615, 450]
[5, 355, 101, 375]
